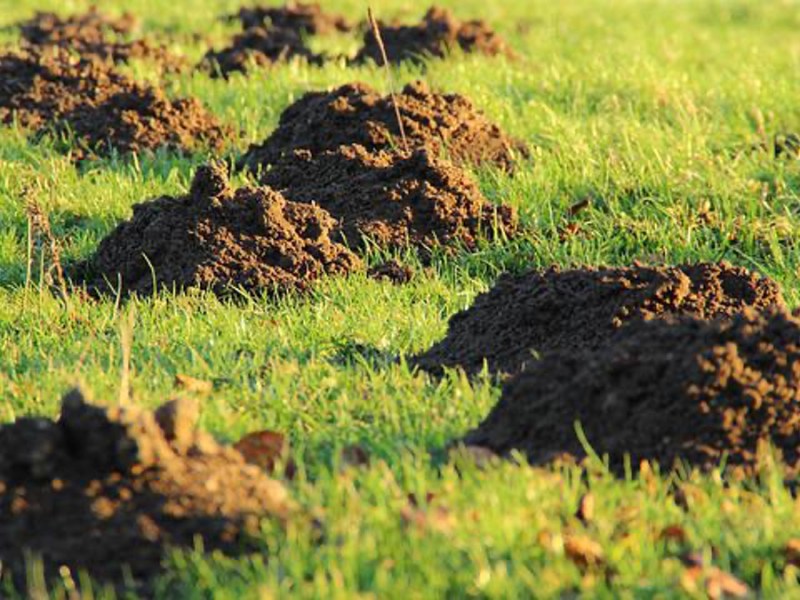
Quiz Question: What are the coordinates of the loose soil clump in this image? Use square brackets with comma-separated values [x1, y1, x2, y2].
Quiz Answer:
[262, 144, 517, 252]
[464, 308, 800, 476]
[239, 81, 528, 172]
[17, 7, 183, 71]
[354, 6, 512, 65]
[0, 50, 228, 159]
[200, 26, 323, 78]
[78, 163, 361, 296]
[232, 2, 352, 34]
[0, 388, 293, 592]
[413, 262, 784, 377]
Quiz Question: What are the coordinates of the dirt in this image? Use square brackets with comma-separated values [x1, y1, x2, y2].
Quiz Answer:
[0, 50, 228, 159]
[199, 26, 323, 78]
[354, 6, 512, 65]
[238, 80, 528, 172]
[17, 7, 183, 72]
[261, 144, 517, 253]
[412, 262, 785, 377]
[368, 260, 414, 284]
[231, 2, 352, 34]
[464, 307, 800, 476]
[77, 162, 361, 296]
[0, 388, 293, 592]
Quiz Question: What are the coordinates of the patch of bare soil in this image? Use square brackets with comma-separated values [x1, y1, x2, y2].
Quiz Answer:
[238, 80, 528, 172]
[77, 162, 361, 296]
[413, 262, 784, 377]
[261, 145, 517, 253]
[354, 6, 512, 65]
[464, 308, 800, 476]
[231, 2, 352, 34]
[0, 389, 293, 593]
[0, 50, 229, 159]
[368, 260, 414, 284]
[199, 26, 323, 78]
[17, 7, 183, 71]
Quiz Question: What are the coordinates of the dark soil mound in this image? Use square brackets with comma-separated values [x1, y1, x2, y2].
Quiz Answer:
[239, 81, 528, 172]
[413, 262, 784, 377]
[232, 2, 352, 34]
[0, 388, 293, 592]
[200, 26, 323, 78]
[465, 308, 800, 476]
[79, 163, 361, 296]
[354, 6, 512, 65]
[0, 50, 228, 159]
[368, 260, 414, 284]
[262, 145, 517, 252]
[18, 7, 182, 71]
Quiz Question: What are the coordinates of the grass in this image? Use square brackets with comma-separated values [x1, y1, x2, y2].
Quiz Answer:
[1, 0, 800, 596]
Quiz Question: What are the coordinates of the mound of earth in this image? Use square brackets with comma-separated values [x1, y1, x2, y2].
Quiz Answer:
[413, 262, 784, 376]
[354, 6, 512, 65]
[200, 26, 323, 78]
[17, 7, 182, 71]
[78, 163, 361, 296]
[238, 80, 528, 172]
[232, 2, 352, 34]
[262, 145, 517, 252]
[0, 50, 228, 159]
[464, 308, 800, 476]
[0, 388, 293, 592]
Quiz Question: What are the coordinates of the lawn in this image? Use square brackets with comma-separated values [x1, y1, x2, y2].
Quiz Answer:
[1, 0, 800, 597]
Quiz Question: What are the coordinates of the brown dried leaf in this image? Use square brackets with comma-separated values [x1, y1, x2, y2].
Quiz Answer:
[705, 567, 749, 599]
[174, 373, 213, 394]
[659, 524, 688, 544]
[575, 493, 594, 524]
[234, 430, 295, 477]
[564, 534, 604, 569]
[785, 539, 800, 567]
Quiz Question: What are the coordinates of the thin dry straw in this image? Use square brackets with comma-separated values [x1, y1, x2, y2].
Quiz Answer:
[367, 8, 409, 153]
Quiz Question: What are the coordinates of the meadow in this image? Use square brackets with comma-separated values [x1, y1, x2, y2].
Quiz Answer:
[1, 0, 800, 596]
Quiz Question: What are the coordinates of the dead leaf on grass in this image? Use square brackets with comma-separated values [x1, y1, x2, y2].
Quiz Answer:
[564, 534, 604, 569]
[174, 373, 213, 394]
[234, 430, 296, 478]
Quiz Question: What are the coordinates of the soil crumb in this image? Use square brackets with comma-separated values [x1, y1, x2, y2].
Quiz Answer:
[78, 162, 361, 296]
[200, 26, 323, 78]
[232, 2, 352, 34]
[368, 260, 414, 284]
[413, 262, 784, 377]
[354, 6, 512, 65]
[239, 80, 528, 172]
[464, 308, 800, 476]
[0, 388, 293, 592]
[0, 50, 228, 159]
[17, 7, 183, 71]
[262, 144, 517, 252]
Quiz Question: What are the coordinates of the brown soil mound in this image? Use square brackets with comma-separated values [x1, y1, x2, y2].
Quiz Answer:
[413, 262, 784, 377]
[79, 162, 361, 296]
[0, 50, 228, 159]
[232, 2, 352, 34]
[18, 7, 182, 71]
[238, 81, 528, 172]
[0, 388, 293, 592]
[354, 6, 512, 65]
[464, 308, 800, 476]
[200, 26, 323, 78]
[262, 145, 517, 252]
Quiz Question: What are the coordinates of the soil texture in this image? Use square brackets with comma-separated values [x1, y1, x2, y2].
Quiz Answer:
[368, 260, 414, 284]
[200, 26, 323, 78]
[78, 162, 361, 296]
[413, 262, 784, 377]
[262, 144, 517, 252]
[0, 50, 228, 159]
[238, 80, 528, 172]
[17, 7, 183, 71]
[0, 389, 293, 592]
[354, 6, 512, 65]
[232, 2, 352, 34]
[464, 308, 800, 476]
